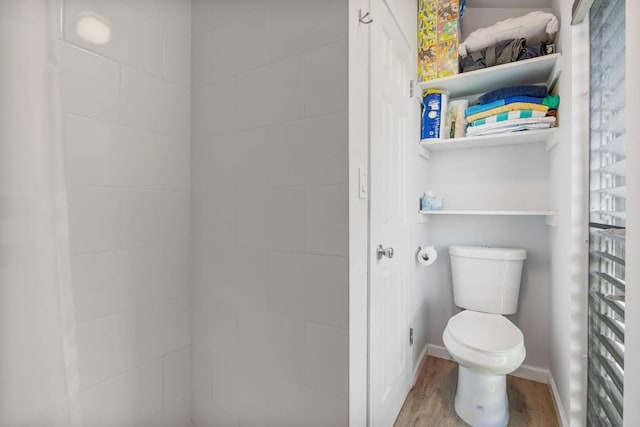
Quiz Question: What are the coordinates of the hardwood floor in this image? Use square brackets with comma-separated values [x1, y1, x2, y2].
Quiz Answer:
[394, 357, 559, 427]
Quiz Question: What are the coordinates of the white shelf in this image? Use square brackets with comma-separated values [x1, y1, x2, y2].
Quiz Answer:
[418, 53, 561, 98]
[420, 128, 558, 153]
[420, 210, 557, 216]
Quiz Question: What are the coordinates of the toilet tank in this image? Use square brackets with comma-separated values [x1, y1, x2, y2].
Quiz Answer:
[449, 245, 527, 315]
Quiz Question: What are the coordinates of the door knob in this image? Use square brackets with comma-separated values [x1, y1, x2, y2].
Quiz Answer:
[377, 244, 394, 259]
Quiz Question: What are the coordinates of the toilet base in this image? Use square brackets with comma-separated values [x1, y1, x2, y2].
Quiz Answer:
[454, 365, 509, 427]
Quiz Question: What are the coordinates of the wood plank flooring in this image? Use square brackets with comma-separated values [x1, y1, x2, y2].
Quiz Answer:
[394, 357, 559, 427]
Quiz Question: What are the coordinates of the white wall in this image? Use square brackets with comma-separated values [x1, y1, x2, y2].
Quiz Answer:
[548, 0, 590, 424]
[190, 1, 348, 426]
[60, 1, 192, 425]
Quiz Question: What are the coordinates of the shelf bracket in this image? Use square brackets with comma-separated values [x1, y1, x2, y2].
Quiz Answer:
[546, 214, 559, 228]
[547, 54, 562, 93]
[546, 130, 559, 151]
[418, 144, 431, 160]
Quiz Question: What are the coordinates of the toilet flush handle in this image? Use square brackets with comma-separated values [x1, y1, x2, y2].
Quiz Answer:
[377, 244, 394, 260]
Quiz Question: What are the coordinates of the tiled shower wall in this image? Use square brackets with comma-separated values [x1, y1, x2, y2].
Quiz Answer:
[190, 1, 349, 425]
[61, 1, 192, 425]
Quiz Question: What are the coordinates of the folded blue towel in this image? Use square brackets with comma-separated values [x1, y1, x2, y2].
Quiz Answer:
[465, 96, 545, 117]
[478, 85, 548, 105]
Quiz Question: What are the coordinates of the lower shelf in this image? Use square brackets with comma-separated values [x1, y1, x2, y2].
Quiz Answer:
[420, 128, 558, 153]
[419, 209, 557, 216]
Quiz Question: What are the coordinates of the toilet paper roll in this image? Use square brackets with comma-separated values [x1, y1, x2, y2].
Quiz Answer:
[417, 246, 438, 266]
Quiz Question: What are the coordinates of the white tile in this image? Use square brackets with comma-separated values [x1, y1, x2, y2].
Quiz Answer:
[267, 378, 347, 427]
[237, 56, 305, 129]
[195, 246, 268, 310]
[231, 310, 272, 418]
[126, 128, 190, 191]
[267, 252, 348, 329]
[192, 77, 238, 139]
[64, 0, 164, 75]
[163, 346, 191, 406]
[235, 247, 269, 310]
[164, 29, 191, 87]
[64, 114, 125, 187]
[265, 187, 305, 252]
[137, 358, 164, 422]
[236, 189, 269, 250]
[141, 397, 191, 427]
[131, 0, 191, 36]
[300, 112, 348, 185]
[304, 185, 348, 256]
[208, 128, 269, 189]
[191, 31, 212, 88]
[132, 244, 189, 306]
[210, 11, 269, 81]
[79, 370, 138, 427]
[304, 40, 348, 117]
[68, 186, 121, 253]
[77, 310, 137, 390]
[267, 112, 347, 187]
[79, 360, 166, 427]
[267, 314, 305, 385]
[61, 43, 119, 122]
[192, 188, 236, 247]
[304, 322, 348, 400]
[137, 297, 189, 362]
[191, 343, 212, 403]
[237, 308, 271, 373]
[191, 137, 215, 192]
[120, 190, 189, 248]
[192, 0, 253, 35]
[121, 66, 190, 138]
[303, 255, 348, 329]
[267, 251, 307, 320]
[266, 0, 347, 61]
[71, 251, 135, 323]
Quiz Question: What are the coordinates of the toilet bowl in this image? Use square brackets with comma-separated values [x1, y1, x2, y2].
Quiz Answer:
[443, 310, 525, 427]
[444, 245, 527, 427]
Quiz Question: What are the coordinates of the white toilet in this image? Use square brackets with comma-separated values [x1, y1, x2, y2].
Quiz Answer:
[443, 245, 527, 427]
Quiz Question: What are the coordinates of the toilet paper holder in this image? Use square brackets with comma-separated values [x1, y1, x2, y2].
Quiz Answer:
[416, 246, 431, 262]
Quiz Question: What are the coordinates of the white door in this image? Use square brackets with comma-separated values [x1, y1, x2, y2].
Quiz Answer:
[369, 1, 413, 426]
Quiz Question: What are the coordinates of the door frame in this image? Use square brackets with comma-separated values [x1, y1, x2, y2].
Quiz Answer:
[348, 0, 372, 425]
[349, 0, 417, 425]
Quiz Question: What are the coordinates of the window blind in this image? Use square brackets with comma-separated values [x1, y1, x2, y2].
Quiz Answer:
[587, 0, 626, 425]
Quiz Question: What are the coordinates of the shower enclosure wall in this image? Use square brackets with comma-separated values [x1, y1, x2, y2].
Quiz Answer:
[1, 1, 349, 426]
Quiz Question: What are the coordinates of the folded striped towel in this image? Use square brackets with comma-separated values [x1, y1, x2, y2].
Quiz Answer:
[469, 110, 547, 126]
[465, 94, 560, 117]
[466, 103, 549, 123]
[466, 117, 557, 136]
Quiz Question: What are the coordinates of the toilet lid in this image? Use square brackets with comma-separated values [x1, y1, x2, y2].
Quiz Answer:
[447, 311, 524, 354]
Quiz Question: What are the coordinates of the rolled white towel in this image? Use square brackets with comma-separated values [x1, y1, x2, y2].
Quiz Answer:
[459, 11, 559, 57]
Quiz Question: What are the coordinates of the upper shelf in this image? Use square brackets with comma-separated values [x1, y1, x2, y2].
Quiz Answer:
[417, 53, 562, 98]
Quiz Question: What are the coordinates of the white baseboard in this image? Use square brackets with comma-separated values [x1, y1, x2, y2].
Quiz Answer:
[548, 373, 569, 427]
[426, 343, 451, 360]
[425, 343, 549, 383]
[413, 343, 429, 384]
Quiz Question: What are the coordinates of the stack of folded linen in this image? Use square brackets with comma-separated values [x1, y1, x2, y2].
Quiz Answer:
[465, 85, 559, 137]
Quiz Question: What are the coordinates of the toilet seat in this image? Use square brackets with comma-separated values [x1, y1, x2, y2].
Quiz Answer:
[443, 310, 526, 375]
[447, 310, 523, 354]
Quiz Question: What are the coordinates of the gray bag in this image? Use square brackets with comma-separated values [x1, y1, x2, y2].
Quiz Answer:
[460, 38, 527, 73]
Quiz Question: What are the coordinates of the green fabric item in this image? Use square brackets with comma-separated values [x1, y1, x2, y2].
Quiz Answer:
[543, 94, 560, 109]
